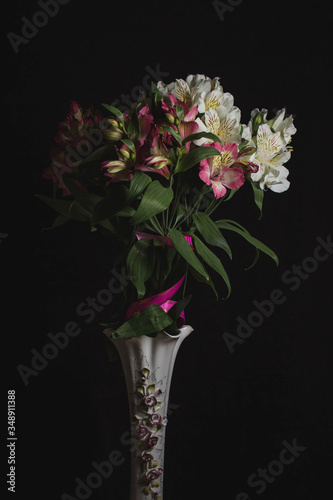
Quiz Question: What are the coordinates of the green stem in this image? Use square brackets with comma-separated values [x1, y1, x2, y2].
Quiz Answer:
[174, 185, 210, 229]
[205, 197, 224, 217]
[168, 176, 182, 229]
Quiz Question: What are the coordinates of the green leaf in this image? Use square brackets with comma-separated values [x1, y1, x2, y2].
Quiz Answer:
[132, 181, 174, 225]
[168, 228, 209, 280]
[41, 213, 71, 231]
[73, 144, 114, 168]
[251, 180, 264, 219]
[192, 212, 232, 259]
[120, 138, 136, 154]
[91, 184, 128, 226]
[112, 304, 173, 339]
[176, 105, 184, 122]
[126, 239, 155, 299]
[164, 295, 192, 335]
[193, 235, 231, 298]
[175, 146, 221, 173]
[126, 170, 152, 205]
[163, 125, 182, 145]
[151, 82, 163, 105]
[189, 265, 218, 299]
[222, 187, 239, 202]
[115, 206, 136, 217]
[35, 194, 87, 221]
[101, 103, 125, 124]
[182, 131, 222, 145]
[215, 219, 279, 266]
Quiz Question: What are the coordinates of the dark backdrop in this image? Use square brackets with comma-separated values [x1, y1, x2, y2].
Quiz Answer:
[2, 1, 332, 499]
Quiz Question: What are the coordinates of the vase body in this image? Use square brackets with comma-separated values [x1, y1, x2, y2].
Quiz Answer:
[105, 326, 193, 500]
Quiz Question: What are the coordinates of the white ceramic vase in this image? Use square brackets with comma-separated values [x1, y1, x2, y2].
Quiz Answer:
[104, 326, 193, 500]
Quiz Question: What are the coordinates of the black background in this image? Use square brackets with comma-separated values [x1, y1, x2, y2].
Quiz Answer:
[2, 0, 333, 499]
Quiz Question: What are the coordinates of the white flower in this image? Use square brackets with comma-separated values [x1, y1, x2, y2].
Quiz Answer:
[197, 89, 235, 114]
[240, 123, 255, 146]
[156, 80, 175, 97]
[172, 74, 212, 108]
[271, 108, 297, 144]
[194, 106, 242, 146]
[250, 124, 291, 192]
[261, 166, 290, 193]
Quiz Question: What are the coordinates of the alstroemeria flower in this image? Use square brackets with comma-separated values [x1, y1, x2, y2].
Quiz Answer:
[194, 106, 242, 146]
[199, 142, 245, 198]
[142, 126, 172, 178]
[271, 108, 297, 144]
[101, 144, 134, 182]
[158, 74, 212, 109]
[197, 88, 235, 115]
[161, 93, 199, 150]
[138, 105, 154, 146]
[55, 101, 103, 147]
[259, 166, 290, 193]
[250, 123, 291, 192]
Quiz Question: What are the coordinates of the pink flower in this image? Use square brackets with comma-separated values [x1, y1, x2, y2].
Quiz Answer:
[138, 106, 154, 146]
[140, 126, 172, 179]
[199, 142, 245, 199]
[46, 101, 104, 196]
[55, 101, 103, 148]
[162, 94, 199, 151]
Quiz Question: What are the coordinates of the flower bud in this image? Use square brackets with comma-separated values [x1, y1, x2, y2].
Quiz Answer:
[165, 113, 175, 123]
[108, 118, 119, 128]
[119, 148, 131, 159]
[252, 111, 265, 135]
[104, 129, 124, 141]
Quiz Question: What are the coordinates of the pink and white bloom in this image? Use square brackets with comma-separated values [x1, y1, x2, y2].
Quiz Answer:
[161, 93, 199, 148]
[199, 142, 245, 198]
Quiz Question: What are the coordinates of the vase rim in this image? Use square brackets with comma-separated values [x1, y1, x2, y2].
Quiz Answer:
[103, 324, 193, 342]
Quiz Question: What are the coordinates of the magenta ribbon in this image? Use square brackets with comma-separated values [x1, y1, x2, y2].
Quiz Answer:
[135, 232, 193, 248]
[124, 232, 193, 325]
[124, 274, 186, 324]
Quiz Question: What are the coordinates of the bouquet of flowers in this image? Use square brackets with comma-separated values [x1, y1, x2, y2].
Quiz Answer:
[38, 74, 296, 339]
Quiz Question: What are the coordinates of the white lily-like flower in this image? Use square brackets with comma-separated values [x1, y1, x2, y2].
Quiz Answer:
[250, 123, 291, 192]
[197, 89, 235, 114]
[260, 166, 290, 193]
[271, 108, 297, 144]
[194, 106, 242, 146]
[240, 123, 255, 146]
[172, 74, 212, 108]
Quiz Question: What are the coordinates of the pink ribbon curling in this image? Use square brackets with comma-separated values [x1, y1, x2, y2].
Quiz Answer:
[124, 233, 193, 326]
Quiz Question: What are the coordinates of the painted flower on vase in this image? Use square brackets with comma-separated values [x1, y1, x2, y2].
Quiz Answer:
[140, 450, 154, 463]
